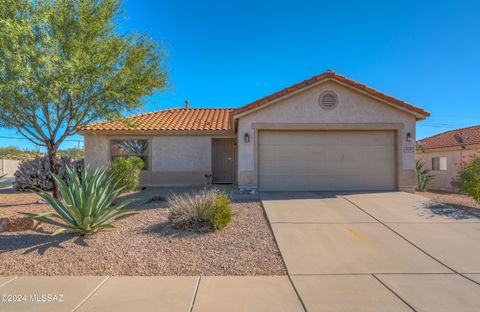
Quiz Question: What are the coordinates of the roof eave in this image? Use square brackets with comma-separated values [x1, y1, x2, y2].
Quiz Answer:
[232, 77, 429, 121]
[78, 129, 234, 136]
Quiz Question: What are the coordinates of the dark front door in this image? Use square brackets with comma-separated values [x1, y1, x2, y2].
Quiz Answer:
[212, 139, 235, 183]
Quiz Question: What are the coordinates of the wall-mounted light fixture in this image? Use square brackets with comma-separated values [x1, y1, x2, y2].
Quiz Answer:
[406, 132, 413, 142]
[244, 133, 250, 143]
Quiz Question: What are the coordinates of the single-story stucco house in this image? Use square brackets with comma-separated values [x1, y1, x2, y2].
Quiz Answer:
[417, 125, 480, 192]
[79, 70, 430, 192]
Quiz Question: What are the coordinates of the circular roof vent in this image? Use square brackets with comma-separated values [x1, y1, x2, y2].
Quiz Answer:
[319, 91, 338, 110]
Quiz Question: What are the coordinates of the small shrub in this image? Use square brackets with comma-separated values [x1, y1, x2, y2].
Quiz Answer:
[213, 191, 232, 230]
[456, 156, 480, 204]
[416, 159, 434, 192]
[109, 157, 144, 193]
[168, 189, 232, 232]
[20, 166, 138, 236]
[14, 156, 84, 192]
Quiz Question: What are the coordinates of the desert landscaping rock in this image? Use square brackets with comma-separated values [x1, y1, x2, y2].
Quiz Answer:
[418, 191, 480, 210]
[0, 216, 35, 232]
[0, 188, 286, 276]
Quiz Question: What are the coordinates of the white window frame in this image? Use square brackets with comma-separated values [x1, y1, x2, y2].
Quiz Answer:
[110, 139, 150, 170]
[432, 156, 447, 171]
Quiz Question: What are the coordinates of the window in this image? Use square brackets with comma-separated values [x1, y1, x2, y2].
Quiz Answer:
[318, 91, 338, 110]
[111, 139, 149, 170]
[432, 156, 447, 171]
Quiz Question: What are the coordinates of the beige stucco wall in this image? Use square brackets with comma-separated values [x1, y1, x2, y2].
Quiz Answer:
[236, 80, 419, 192]
[84, 134, 213, 186]
[84, 134, 110, 169]
[0, 159, 20, 176]
[417, 147, 480, 192]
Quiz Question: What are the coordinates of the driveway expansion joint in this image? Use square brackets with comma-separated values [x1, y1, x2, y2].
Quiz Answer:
[286, 275, 308, 312]
[259, 199, 308, 312]
[340, 195, 458, 274]
[0, 276, 17, 288]
[189, 276, 201, 312]
[372, 274, 417, 312]
[71, 276, 110, 312]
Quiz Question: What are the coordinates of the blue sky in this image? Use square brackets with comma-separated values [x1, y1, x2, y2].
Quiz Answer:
[1, 0, 479, 150]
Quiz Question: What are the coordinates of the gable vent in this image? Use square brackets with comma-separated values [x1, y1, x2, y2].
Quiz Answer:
[319, 91, 338, 110]
[322, 94, 336, 107]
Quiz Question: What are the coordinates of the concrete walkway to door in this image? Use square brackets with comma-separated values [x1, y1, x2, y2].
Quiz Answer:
[261, 191, 480, 312]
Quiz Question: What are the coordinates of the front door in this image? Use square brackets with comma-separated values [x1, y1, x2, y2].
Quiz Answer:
[212, 139, 235, 183]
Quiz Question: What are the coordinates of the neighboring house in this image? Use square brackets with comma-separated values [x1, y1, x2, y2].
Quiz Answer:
[417, 126, 480, 192]
[79, 70, 429, 192]
[0, 159, 20, 176]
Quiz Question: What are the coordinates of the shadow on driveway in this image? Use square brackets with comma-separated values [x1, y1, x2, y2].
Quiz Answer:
[422, 201, 480, 220]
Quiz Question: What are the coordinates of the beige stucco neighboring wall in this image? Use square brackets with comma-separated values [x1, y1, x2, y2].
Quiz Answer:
[417, 147, 480, 192]
[0, 159, 20, 176]
[236, 80, 419, 192]
[84, 134, 214, 186]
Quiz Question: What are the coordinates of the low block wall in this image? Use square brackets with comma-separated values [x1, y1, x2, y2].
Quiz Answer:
[0, 159, 20, 176]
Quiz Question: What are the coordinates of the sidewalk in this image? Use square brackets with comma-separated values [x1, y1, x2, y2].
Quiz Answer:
[0, 276, 304, 312]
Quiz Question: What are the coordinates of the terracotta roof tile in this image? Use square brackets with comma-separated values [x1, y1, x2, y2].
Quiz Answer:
[232, 70, 430, 118]
[80, 108, 233, 132]
[417, 125, 480, 150]
[81, 71, 429, 133]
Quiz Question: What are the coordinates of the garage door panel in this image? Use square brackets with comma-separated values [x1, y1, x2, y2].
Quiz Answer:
[261, 160, 394, 176]
[260, 174, 395, 191]
[259, 145, 393, 162]
[258, 131, 396, 191]
[260, 131, 394, 146]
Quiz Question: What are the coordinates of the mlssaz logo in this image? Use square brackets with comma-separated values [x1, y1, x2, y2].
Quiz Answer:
[2, 293, 64, 303]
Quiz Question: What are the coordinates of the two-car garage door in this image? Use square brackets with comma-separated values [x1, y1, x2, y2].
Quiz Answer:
[258, 130, 396, 191]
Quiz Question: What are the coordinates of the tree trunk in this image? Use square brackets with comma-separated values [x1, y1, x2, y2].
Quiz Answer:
[47, 142, 60, 199]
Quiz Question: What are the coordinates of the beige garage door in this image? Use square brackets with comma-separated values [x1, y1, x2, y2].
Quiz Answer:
[258, 130, 396, 191]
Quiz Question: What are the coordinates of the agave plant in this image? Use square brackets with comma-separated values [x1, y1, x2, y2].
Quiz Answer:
[0, 174, 9, 188]
[21, 166, 138, 235]
[416, 159, 434, 192]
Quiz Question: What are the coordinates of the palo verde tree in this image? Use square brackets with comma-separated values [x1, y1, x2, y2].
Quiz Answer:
[0, 0, 168, 197]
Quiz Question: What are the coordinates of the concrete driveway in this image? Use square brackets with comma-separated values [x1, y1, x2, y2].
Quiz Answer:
[261, 191, 480, 312]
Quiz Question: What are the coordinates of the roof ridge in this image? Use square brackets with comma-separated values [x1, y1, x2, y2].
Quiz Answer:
[232, 70, 429, 118]
[419, 124, 480, 142]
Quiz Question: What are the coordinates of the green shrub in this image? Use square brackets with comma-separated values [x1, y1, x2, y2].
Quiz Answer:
[168, 189, 232, 232]
[416, 159, 434, 192]
[213, 191, 232, 230]
[456, 156, 480, 204]
[20, 166, 138, 235]
[109, 157, 144, 193]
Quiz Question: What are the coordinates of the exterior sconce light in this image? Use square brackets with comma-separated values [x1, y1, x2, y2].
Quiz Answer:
[244, 133, 250, 143]
[406, 132, 413, 142]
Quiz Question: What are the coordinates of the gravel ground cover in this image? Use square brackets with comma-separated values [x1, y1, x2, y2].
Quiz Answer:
[0, 188, 286, 276]
[417, 191, 480, 210]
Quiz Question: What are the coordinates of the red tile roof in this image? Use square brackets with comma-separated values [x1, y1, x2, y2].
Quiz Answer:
[80, 108, 233, 132]
[233, 70, 430, 118]
[417, 125, 480, 151]
[80, 70, 429, 132]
